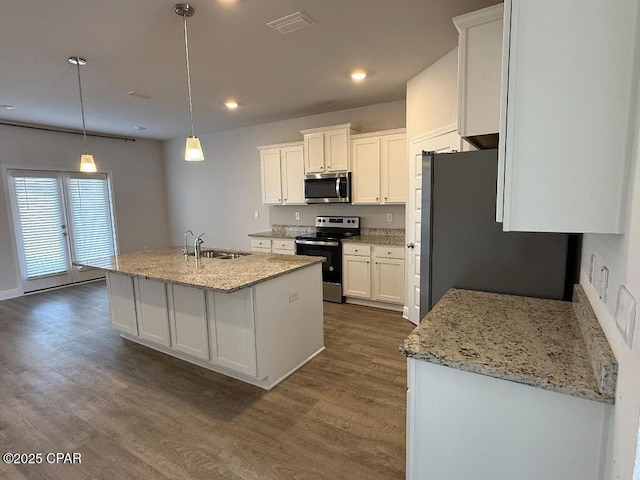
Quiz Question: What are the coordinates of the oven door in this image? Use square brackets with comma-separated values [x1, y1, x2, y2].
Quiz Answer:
[304, 173, 350, 203]
[295, 240, 342, 284]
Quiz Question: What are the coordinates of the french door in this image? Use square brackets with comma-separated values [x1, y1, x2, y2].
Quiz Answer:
[7, 170, 116, 293]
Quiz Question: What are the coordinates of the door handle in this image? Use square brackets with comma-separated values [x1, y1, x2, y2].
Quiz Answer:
[407, 242, 414, 248]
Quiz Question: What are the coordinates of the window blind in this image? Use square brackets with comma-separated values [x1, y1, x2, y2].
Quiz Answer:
[13, 176, 68, 279]
[67, 177, 114, 262]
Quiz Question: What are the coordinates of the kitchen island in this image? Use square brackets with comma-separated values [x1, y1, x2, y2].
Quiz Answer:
[77, 248, 325, 390]
[401, 287, 616, 480]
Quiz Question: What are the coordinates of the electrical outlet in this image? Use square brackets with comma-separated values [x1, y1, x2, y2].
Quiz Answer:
[295, 212, 300, 221]
[599, 266, 609, 303]
[254, 211, 259, 220]
[386, 213, 393, 222]
[615, 285, 636, 347]
[589, 254, 596, 284]
[289, 291, 299, 302]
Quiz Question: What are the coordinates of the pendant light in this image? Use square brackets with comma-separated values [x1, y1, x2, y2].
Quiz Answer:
[68, 56, 97, 173]
[175, 3, 204, 161]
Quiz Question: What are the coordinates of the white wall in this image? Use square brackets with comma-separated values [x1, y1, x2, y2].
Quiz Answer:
[162, 100, 406, 249]
[579, 83, 640, 479]
[0, 124, 169, 296]
[406, 48, 459, 139]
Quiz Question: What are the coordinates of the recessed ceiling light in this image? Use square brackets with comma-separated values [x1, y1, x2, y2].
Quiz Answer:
[351, 70, 367, 81]
[224, 100, 239, 110]
[133, 126, 146, 131]
[0, 104, 17, 110]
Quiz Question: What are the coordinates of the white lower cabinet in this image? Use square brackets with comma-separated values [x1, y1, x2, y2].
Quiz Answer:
[343, 244, 404, 305]
[168, 284, 209, 360]
[407, 358, 612, 480]
[207, 289, 257, 377]
[135, 277, 171, 346]
[106, 272, 137, 335]
[251, 238, 272, 253]
[251, 237, 295, 255]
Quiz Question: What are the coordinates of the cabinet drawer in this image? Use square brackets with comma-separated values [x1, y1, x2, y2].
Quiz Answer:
[272, 239, 295, 252]
[251, 238, 272, 249]
[374, 246, 404, 260]
[343, 244, 371, 257]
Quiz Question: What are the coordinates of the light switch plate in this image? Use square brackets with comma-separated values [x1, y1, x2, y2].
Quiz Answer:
[599, 266, 609, 303]
[615, 285, 636, 348]
[254, 211, 259, 220]
[387, 213, 393, 222]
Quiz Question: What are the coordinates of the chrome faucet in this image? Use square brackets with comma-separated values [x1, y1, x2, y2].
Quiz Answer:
[183, 230, 194, 255]
[194, 233, 205, 259]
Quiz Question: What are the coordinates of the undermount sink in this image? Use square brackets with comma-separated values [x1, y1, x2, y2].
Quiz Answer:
[188, 250, 251, 260]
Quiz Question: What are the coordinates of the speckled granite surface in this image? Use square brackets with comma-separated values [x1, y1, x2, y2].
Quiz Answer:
[573, 285, 617, 399]
[400, 289, 614, 403]
[249, 225, 314, 239]
[75, 248, 324, 293]
[342, 228, 405, 246]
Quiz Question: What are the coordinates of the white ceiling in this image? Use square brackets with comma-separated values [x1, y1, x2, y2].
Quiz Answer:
[0, 0, 499, 140]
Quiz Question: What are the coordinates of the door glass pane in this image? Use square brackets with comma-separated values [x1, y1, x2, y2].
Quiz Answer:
[67, 176, 115, 262]
[13, 176, 68, 279]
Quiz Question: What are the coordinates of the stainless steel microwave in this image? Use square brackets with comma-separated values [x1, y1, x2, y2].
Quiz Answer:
[304, 172, 351, 203]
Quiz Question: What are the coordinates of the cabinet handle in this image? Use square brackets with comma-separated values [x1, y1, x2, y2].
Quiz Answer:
[376, 197, 379, 201]
[407, 243, 415, 248]
[384, 197, 387, 200]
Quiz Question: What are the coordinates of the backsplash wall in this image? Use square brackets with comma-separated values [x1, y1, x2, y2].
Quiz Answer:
[268, 204, 406, 229]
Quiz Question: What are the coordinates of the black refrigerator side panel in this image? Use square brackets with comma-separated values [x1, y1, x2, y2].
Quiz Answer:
[418, 152, 433, 321]
[430, 149, 569, 309]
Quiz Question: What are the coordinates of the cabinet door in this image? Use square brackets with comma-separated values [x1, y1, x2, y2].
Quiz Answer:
[351, 137, 381, 204]
[208, 289, 257, 377]
[381, 133, 407, 204]
[135, 278, 170, 346]
[304, 132, 325, 173]
[498, 0, 635, 233]
[454, 4, 503, 139]
[168, 284, 209, 360]
[106, 272, 138, 335]
[281, 145, 305, 204]
[373, 257, 405, 304]
[325, 128, 349, 172]
[343, 254, 371, 299]
[260, 148, 282, 205]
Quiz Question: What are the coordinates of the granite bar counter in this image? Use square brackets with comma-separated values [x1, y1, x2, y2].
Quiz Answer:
[77, 248, 325, 390]
[77, 247, 324, 293]
[341, 228, 405, 247]
[402, 286, 617, 480]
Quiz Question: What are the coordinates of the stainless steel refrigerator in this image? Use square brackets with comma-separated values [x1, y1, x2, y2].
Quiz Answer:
[419, 149, 580, 319]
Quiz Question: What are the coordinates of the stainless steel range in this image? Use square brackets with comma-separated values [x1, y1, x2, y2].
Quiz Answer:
[295, 216, 360, 303]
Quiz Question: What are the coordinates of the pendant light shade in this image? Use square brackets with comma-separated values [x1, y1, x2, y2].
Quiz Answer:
[80, 154, 97, 172]
[185, 136, 204, 161]
[68, 56, 97, 172]
[175, 4, 204, 162]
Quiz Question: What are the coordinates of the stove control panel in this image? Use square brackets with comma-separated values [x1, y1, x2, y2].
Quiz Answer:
[315, 216, 360, 228]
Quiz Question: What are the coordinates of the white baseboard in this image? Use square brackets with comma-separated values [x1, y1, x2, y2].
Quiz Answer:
[0, 288, 21, 301]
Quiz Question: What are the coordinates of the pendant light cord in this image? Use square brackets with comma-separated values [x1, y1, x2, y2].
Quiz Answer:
[75, 60, 88, 150]
[183, 14, 195, 138]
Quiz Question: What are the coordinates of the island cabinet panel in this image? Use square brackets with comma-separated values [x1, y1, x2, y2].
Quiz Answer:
[168, 284, 209, 360]
[406, 359, 611, 480]
[106, 272, 137, 335]
[135, 278, 171, 347]
[207, 289, 257, 377]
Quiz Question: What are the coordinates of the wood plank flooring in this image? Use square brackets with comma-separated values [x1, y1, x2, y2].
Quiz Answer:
[0, 281, 415, 480]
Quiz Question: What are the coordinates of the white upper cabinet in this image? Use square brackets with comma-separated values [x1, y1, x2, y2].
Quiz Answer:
[453, 4, 503, 149]
[301, 124, 361, 173]
[258, 142, 305, 206]
[497, 0, 638, 233]
[351, 129, 407, 205]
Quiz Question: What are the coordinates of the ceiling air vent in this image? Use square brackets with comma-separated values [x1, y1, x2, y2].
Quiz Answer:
[267, 11, 315, 34]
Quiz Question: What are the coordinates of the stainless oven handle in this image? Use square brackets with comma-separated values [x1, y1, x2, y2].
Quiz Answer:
[336, 178, 341, 198]
[295, 239, 340, 247]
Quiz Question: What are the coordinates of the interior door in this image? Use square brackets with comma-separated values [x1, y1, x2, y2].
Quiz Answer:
[404, 127, 463, 325]
[7, 171, 75, 292]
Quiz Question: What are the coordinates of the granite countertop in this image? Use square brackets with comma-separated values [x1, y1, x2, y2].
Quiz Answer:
[75, 248, 324, 293]
[248, 231, 298, 239]
[249, 225, 314, 239]
[400, 288, 617, 404]
[342, 228, 405, 247]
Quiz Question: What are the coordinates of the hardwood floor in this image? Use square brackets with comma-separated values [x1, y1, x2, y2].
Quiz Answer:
[0, 281, 415, 480]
